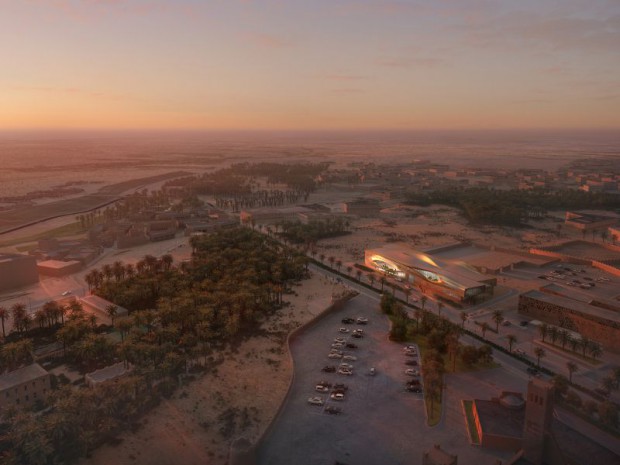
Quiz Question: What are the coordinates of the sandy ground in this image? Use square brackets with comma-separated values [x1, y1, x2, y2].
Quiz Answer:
[80, 272, 342, 465]
[313, 202, 575, 268]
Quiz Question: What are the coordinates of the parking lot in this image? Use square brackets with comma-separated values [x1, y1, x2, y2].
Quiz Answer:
[256, 294, 511, 465]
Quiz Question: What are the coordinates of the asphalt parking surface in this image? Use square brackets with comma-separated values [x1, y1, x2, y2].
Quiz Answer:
[256, 294, 428, 465]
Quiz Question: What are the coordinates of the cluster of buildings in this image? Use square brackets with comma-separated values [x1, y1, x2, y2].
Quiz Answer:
[321, 158, 620, 195]
[470, 379, 618, 465]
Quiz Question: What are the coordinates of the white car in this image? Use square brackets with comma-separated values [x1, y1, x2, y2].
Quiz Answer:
[405, 369, 420, 376]
[331, 343, 345, 348]
[308, 396, 324, 406]
[328, 352, 343, 359]
[338, 368, 353, 375]
[342, 355, 357, 361]
[315, 385, 330, 393]
[356, 317, 368, 324]
[330, 392, 345, 401]
[334, 337, 346, 343]
[338, 328, 349, 333]
[62, 290, 72, 296]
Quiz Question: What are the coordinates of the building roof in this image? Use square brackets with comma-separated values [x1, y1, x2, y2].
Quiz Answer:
[85, 362, 131, 385]
[367, 243, 490, 290]
[0, 364, 48, 391]
[552, 418, 619, 465]
[473, 399, 525, 439]
[0, 253, 34, 264]
[37, 259, 82, 270]
[521, 290, 620, 324]
[80, 295, 128, 317]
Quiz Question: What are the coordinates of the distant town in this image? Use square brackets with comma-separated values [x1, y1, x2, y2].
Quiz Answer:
[1, 157, 619, 465]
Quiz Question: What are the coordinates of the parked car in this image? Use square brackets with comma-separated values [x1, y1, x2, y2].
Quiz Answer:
[407, 379, 421, 386]
[526, 367, 540, 377]
[308, 396, 324, 406]
[343, 355, 357, 361]
[351, 332, 363, 339]
[356, 317, 368, 325]
[520, 321, 529, 327]
[405, 369, 420, 376]
[334, 337, 346, 343]
[322, 366, 336, 373]
[328, 352, 343, 359]
[406, 385, 422, 393]
[345, 343, 358, 349]
[317, 380, 332, 388]
[330, 392, 345, 401]
[331, 343, 345, 349]
[62, 290, 72, 296]
[353, 329, 364, 335]
[515, 348, 526, 356]
[315, 384, 330, 393]
[338, 327, 349, 333]
[325, 406, 342, 415]
[341, 317, 355, 324]
[338, 367, 353, 376]
[333, 383, 348, 391]
[339, 363, 353, 369]
[405, 359, 418, 366]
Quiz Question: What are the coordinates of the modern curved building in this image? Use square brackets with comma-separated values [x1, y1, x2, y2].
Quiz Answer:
[364, 244, 496, 304]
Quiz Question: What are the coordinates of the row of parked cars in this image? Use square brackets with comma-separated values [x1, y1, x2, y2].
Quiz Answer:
[307, 316, 371, 415]
[403, 345, 422, 394]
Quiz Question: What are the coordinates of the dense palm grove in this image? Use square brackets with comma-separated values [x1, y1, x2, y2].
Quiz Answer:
[405, 188, 620, 227]
[1, 228, 309, 465]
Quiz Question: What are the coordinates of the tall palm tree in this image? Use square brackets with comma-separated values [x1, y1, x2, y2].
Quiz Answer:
[566, 361, 578, 383]
[580, 336, 590, 357]
[507, 334, 517, 353]
[481, 322, 490, 340]
[367, 274, 375, 288]
[539, 323, 549, 343]
[460, 311, 468, 328]
[379, 276, 386, 292]
[106, 305, 118, 325]
[437, 302, 444, 318]
[492, 310, 504, 332]
[559, 329, 570, 349]
[548, 326, 559, 345]
[534, 347, 546, 368]
[420, 295, 428, 312]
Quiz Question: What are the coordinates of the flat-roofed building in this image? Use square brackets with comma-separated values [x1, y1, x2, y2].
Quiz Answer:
[80, 295, 128, 322]
[0, 253, 38, 292]
[518, 289, 620, 352]
[0, 363, 50, 411]
[565, 211, 617, 231]
[37, 259, 82, 277]
[85, 362, 132, 388]
[365, 243, 496, 304]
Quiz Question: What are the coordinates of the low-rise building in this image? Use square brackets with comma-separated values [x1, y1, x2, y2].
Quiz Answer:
[0, 363, 50, 411]
[37, 259, 82, 277]
[85, 362, 132, 388]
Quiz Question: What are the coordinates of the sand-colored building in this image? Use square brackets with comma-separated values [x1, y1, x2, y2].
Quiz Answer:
[0, 363, 50, 411]
[37, 259, 82, 277]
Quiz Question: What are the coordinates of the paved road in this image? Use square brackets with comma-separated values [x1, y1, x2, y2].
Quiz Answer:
[257, 293, 512, 465]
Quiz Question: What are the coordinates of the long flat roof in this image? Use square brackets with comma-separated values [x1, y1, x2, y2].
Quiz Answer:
[521, 290, 620, 324]
[367, 243, 490, 290]
[0, 364, 48, 391]
[473, 399, 524, 438]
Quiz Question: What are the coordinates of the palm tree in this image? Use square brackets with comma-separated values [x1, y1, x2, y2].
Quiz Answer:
[481, 322, 490, 340]
[548, 326, 559, 345]
[507, 334, 517, 353]
[367, 274, 375, 288]
[420, 295, 428, 312]
[437, 302, 444, 318]
[404, 288, 411, 304]
[559, 329, 570, 349]
[355, 269, 362, 282]
[106, 305, 118, 325]
[580, 336, 590, 357]
[379, 276, 386, 292]
[328, 256, 335, 269]
[0, 306, 8, 338]
[11, 303, 27, 334]
[492, 310, 504, 332]
[566, 361, 578, 383]
[539, 323, 549, 343]
[534, 347, 546, 368]
[589, 343, 602, 360]
[345, 265, 352, 276]
[460, 311, 467, 328]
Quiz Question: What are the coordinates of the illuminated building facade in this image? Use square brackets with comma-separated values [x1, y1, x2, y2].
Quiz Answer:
[364, 244, 496, 303]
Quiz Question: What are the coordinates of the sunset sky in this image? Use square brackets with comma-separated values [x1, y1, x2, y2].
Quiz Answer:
[1, 0, 619, 130]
